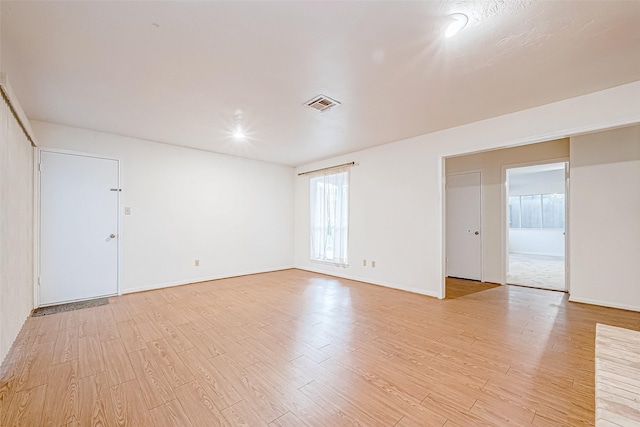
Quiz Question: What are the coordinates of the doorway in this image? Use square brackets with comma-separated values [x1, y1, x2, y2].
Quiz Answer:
[446, 171, 482, 281]
[505, 162, 567, 291]
[39, 150, 120, 306]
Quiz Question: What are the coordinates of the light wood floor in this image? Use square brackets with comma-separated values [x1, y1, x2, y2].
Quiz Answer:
[595, 324, 640, 426]
[1, 270, 639, 426]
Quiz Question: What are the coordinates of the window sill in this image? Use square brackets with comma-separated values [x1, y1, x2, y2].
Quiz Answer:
[310, 259, 349, 268]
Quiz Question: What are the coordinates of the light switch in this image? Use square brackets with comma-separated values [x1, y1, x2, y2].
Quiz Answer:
[124, 207, 131, 215]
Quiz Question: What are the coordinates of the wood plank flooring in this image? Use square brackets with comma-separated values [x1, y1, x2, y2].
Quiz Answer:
[1, 270, 639, 426]
[595, 324, 640, 426]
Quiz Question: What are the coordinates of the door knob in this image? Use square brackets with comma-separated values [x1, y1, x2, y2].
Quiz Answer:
[474, 231, 479, 235]
[110, 234, 116, 239]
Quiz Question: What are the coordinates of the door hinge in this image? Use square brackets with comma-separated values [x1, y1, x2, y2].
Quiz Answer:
[109, 188, 122, 192]
[37, 277, 41, 286]
[38, 163, 41, 172]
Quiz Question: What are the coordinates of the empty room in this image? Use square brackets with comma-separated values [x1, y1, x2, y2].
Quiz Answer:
[1, 1, 639, 426]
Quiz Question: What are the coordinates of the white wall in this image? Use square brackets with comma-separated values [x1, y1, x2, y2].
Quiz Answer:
[295, 139, 439, 296]
[0, 82, 34, 365]
[569, 125, 640, 311]
[294, 81, 640, 298]
[32, 121, 294, 294]
[509, 229, 564, 257]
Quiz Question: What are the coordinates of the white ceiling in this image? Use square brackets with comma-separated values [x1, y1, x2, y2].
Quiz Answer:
[508, 162, 566, 176]
[2, 1, 639, 166]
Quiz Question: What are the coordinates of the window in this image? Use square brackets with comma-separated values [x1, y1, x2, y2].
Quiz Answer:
[508, 193, 565, 229]
[521, 195, 542, 228]
[310, 169, 349, 266]
[508, 196, 521, 228]
[542, 194, 565, 228]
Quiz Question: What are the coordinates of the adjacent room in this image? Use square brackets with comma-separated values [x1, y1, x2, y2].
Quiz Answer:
[506, 162, 567, 291]
[1, 1, 639, 426]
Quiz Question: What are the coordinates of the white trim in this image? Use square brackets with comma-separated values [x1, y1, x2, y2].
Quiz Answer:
[501, 165, 508, 285]
[569, 296, 640, 313]
[35, 147, 122, 307]
[501, 157, 570, 172]
[440, 156, 446, 299]
[38, 147, 120, 163]
[32, 147, 40, 309]
[122, 266, 295, 294]
[0, 72, 37, 146]
[445, 169, 484, 176]
[116, 158, 123, 296]
[564, 162, 571, 294]
[296, 266, 440, 298]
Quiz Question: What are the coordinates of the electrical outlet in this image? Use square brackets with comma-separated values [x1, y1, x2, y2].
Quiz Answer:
[124, 207, 131, 215]
[372, 261, 376, 268]
[363, 259, 367, 266]
[194, 259, 200, 267]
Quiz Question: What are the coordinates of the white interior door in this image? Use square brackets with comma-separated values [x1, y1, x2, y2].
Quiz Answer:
[40, 151, 119, 306]
[446, 172, 482, 281]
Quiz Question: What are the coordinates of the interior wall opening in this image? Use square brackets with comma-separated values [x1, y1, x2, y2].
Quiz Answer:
[443, 138, 570, 298]
[505, 162, 568, 291]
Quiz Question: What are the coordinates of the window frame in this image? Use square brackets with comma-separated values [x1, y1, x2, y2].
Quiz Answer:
[508, 193, 565, 230]
[309, 168, 350, 267]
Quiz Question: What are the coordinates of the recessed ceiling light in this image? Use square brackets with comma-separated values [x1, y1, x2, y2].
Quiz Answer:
[232, 111, 246, 140]
[445, 13, 468, 38]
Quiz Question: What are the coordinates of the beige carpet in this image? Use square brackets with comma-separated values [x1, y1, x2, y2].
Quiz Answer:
[507, 253, 565, 290]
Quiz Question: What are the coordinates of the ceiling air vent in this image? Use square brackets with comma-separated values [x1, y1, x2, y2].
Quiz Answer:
[305, 95, 341, 112]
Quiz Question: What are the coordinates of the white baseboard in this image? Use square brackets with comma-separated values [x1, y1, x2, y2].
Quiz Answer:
[294, 266, 439, 298]
[509, 251, 564, 257]
[122, 265, 294, 295]
[568, 296, 640, 313]
[0, 313, 30, 369]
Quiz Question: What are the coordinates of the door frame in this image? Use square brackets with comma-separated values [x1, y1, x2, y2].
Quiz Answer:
[501, 157, 569, 291]
[444, 169, 484, 286]
[34, 147, 122, 308]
